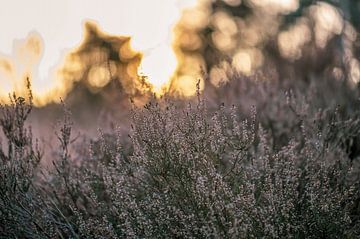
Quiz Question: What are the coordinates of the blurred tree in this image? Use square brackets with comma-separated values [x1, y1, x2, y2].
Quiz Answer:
[173, 0, 360, 90]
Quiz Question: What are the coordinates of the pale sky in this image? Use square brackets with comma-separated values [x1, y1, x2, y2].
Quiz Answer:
[0, 0, 196, 86]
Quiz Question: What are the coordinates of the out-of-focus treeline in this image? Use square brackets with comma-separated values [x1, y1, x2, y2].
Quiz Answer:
[12, 0, 360, 141]
[173, 0, 360, 90]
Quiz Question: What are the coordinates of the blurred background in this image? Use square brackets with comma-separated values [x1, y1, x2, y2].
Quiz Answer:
[173, 0, 360, 91]
[0, 0, 359, 138]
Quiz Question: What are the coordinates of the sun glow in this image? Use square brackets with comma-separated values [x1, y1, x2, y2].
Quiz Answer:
[0, 0, 198, 105]
[137, 45, 177, 94]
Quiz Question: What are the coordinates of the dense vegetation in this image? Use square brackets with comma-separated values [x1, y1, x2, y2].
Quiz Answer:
[1, 74, 360, 238]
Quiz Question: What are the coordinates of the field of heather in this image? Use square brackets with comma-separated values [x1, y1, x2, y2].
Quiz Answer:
[1, 73, 360, 238]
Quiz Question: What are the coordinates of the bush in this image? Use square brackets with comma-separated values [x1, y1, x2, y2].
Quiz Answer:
[1, 77, 360, 238]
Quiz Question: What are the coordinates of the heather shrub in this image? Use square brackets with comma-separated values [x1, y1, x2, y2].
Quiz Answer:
[204, 71, 360, 149]
[0, 92, 80, 238]
[101, 95, 359, 238]
[0, 90, 63, 238]
[47, 94, 360, 238]
[1, 77, 360, 238]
